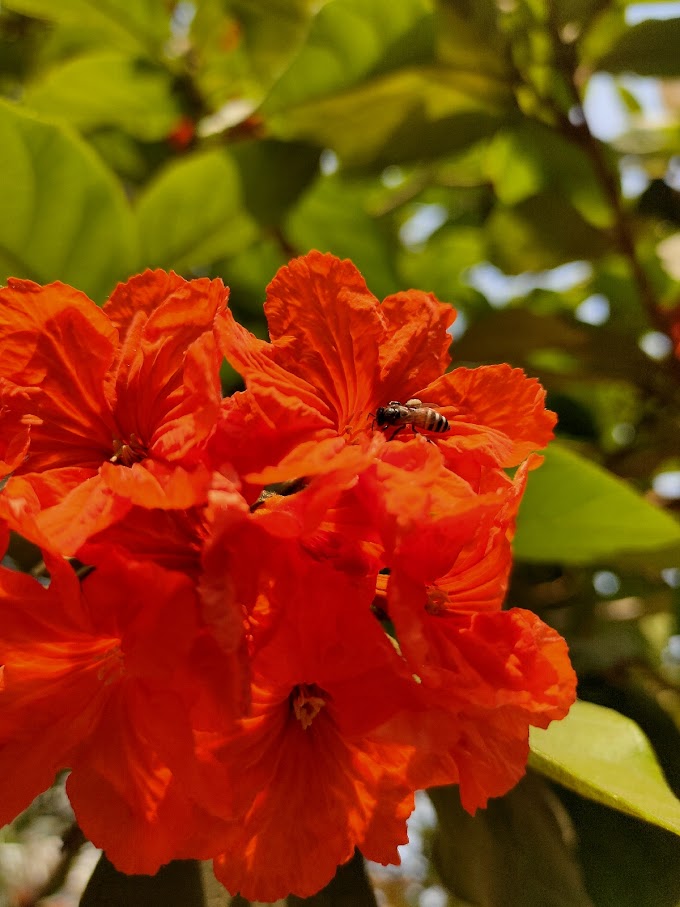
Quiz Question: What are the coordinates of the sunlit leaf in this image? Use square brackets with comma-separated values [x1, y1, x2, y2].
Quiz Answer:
[261, 0, 434, 115]
[24, 51, 182, 141]
[515, 443, 680, 563]
[530, 700, 680, 837]
[0, 100, 136, 301]
[485, 122, 612, 227]
[135, 149, 258, 272]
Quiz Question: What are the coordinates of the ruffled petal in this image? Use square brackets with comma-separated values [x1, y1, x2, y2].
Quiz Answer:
[0, 279, 118, 472]
[420, 365, 556, 467]
[378, 289, 455, 401]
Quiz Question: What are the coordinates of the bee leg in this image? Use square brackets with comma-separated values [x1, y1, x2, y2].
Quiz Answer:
[389, 426, 405, 441]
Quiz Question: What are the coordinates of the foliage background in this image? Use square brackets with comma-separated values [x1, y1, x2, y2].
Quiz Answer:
[2, 0, 680, 904]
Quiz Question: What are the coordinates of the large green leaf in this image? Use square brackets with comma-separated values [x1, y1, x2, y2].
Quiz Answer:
[514, 443, 680, 563]
[23, 51, 182, 141]
[0, 101, 136, 301]
[596, 18, 680, 77]
[261, 0, 433, 115]
[135, 149, 258, 273]
[530, 700, 680, 837]
[266, 66, 509, 168]
[1, 0, 170, 56]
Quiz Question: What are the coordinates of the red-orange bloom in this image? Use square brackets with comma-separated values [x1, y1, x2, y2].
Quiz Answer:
[0, 551, 247, 874]
[210, 251, 555, 493]
[201, 544, 422, 902]
[0, 271, 227, 552]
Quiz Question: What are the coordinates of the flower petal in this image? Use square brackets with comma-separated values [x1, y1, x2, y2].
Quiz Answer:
[420, 365, 556, 467]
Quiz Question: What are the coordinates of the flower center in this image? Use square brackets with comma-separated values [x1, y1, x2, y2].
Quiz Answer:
[95, 644, 126, 686]
[424, 584, 450, 615]
[110, 433, 148, 467]
[290, 683, 328, 729]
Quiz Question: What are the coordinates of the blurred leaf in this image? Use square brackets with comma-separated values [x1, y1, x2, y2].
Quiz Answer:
[286, 174, 399, 298]
[485, 122, 612, 227]
[514, 443, 680, 563]
[529, 700, 680, 836]
[23, 51, 182, 141]
[230, 139, 320, 227]
[1, 0, 170, 56]
[261, 0, 433, 115]
[596, 18, 680, 77]
[266, 66, 509, 168]
[428, 775, 593, 907]
[135, 149, 258, 272]
[485, 193, 611, 273]
[0, 100, 136, 301]
[435, 0, 512, 82]
[192, 0, 316, 108]
[81, 855, 205, 907]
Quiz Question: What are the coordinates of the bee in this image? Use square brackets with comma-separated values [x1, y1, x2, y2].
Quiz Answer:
[374, 398, 449, 437]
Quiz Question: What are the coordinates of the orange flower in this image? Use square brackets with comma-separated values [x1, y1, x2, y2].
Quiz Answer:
[0, 550, 248, 874]
[0, 270, 228, 552]
[210, 251, 555, 493]
[200, 544, 422, 902]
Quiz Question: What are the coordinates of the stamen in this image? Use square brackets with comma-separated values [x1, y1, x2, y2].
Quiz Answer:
[291, 683, 327, 729]
[425, 584, 450, 615]
[110, 433, 148, 466]
[95, 645, 126, 686]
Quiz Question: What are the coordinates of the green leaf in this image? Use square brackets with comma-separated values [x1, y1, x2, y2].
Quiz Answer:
[530, 700, 680, 837]
[514, 443, 680, 563]
[261, 0, 434, 115]
[266, 66, 509, 168]
[485, 193, 611, 273]
[596, 18, 680, 77]
[1, 0, 170, 56]
[135, 149, 258, 272]
[428, 776, 594, 907]
[23, 51, 182, 141]
[0, 100, 137, 301]
[484, 122, 612, 228]
[435, 0, 512, 82]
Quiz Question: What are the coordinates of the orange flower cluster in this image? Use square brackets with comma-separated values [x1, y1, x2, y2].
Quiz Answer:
[0, 252, 576, 901]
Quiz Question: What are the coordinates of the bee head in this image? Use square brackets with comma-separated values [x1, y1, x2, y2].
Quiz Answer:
[375, 405, 400, 426]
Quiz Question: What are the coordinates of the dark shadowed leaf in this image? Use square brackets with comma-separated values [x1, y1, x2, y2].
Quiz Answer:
[428, 775, 594, 907]
[80, 856, 205, 907]
[597, 18, 680, 77]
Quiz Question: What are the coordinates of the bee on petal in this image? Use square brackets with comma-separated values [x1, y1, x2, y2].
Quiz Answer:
[374, 399, 449, 438]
